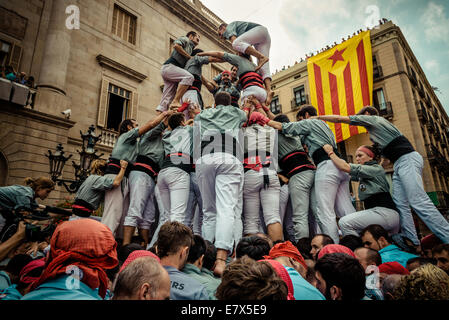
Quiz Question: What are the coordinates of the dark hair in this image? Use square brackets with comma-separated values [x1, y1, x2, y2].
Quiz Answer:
[191, 48, 203, 56]
[186, 31, 197, 38]
[214, 91, 232, 106]
[358, 144, 382, 162]
[117, 243, 145, 266]
[273, 114, 290, 123]
[340, 235, 364, 251]
[218, 23, 227, 30]
[187, 235, 207, 264]
[315, 253, 366, 301]
[406, 257, 436, 269]
[5, 254, 33, 283]
[203, 240, 217, 271]
[297, 105, 317, 118]
[167, 112, 185, 130]
[313, 234, 335, 247]
[155, 221, 193, 258]
[432, 243, 449, 255]
[236, 236, 271, 261]
[357, 106, 379, 116]
[361, 224, 391, 243]
[295, 237, 312, 260]
[118, 119, 136, 136]
[355, 247, 382, 266]
[216, 256, 288, 300]
[24, 177, 55, 192]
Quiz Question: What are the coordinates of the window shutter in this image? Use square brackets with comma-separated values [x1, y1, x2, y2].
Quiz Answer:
[9, 43, 23, 72]
[130, 91, 138, 120]
[97, 79, 109, 127]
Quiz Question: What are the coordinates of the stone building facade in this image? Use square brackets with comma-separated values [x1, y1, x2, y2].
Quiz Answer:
[0, 0, 233, 203]
[270, 20, 449, 216]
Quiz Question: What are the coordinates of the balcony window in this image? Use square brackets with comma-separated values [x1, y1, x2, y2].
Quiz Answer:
[112, 4, 137, 45]
[270, 96, 281, 114]
[293, 85, 307, 107]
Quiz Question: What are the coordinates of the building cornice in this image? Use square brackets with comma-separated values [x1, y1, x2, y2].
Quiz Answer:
[96, 54, 148, 82]
[158, 0, 234, 52]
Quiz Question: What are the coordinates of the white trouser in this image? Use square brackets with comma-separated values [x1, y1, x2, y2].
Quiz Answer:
[241, 86, 267, 106]
[124, 170, 156, 230]
[156, 166, 190, 223]
[243, 169, 281, 235]
[338, 206, 400, 237]
[101, 175, 130, 237]
[196, 152, 243, 252]
[232, 25, 271, 80]
[279, 184, 295, 242]
[185, 171, 203, 235]
[181, 90, 201, 120]
[156, 64, 194, 112]
[314, 160, 356, 243]
[392, 151, 449, 244]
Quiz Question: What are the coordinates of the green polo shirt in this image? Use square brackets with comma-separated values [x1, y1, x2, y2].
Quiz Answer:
[349, 115, 402, 149]
[164, 36, 196, 68]
[75, 175, 114, 210]
[349, 160, 391, 201]
[110, 127, 139, 163]
[182, 263, 220, 300]
[281, 119, 337, 157]
[185, 56, 210, 77]
[222, 53, 256, 77]
[137, 122, 166, 168]
[0, 185, 37, 211]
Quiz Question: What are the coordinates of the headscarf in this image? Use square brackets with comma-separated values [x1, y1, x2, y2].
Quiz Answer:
[378, 262, 410, 275]
[119, 250, 160, 273]
[30, 219, 118, 299]
[263, 241, 307, 270]
[317, 244, 357, 260]
[19, 258, 45, 285]
[221, 70, 232, 76]
[262, 259, 295, 300]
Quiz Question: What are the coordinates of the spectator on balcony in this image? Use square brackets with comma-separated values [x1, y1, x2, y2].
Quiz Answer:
[313, 106, 449, 247]
[26, 76, 35, 88]
[322, 143, 400, 238]
[15, 72, 27, 85]
[4, 66, 16, 81]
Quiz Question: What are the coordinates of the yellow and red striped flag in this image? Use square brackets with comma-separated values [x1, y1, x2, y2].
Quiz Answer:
[307, 30, 373, 143]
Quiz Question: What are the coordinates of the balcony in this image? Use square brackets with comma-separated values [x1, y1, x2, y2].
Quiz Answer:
[373, 65, 383, 79]
[408, 66, 417, 86]
[417, 83, 425, 98]
[98, 127, 118, 148]
[374, 101, 393, 119]
[426, 118, 435, 133]
[0, 77, 35, 108]
[434, 125, 442, 141]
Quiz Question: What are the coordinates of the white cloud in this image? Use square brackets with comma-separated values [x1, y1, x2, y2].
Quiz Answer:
[425, 59, 439, 74]
[420, 2, 449, 43]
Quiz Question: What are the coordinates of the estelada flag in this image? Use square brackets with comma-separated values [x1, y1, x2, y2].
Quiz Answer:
[307, 30, 373, 143]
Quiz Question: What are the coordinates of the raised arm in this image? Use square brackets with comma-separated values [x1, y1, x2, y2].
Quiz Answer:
[112, 160, 128, 188]
[173, 43, 192, 60]
[323, 144, 350, 173]
[313, 115, 351, 124]
[197, 51, 225, 59]
[138, 110, 172, 136]
[201, 75, 218, 93]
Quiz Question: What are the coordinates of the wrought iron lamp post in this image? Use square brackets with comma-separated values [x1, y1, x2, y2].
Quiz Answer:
[46, 125, 103, 193]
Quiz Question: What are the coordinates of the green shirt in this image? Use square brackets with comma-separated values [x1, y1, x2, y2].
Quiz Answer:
[222, 21, 261, 40]
[110, 127, 139, 163]
[185, 56, 210, 77]
[162, 125, 194, 157]
[349, 160, 392, 201]
[349, 115, 402, 149]
[281, 119, 337, 158]
[164, 36, 196, 68]
[138, 122, 166, 168]
[75, 175, 114, 209]
[182, 264, 220, 300]
[277, 132, 306, 159]
[222, 53, 256, 77]
[0, 185, 37, 211]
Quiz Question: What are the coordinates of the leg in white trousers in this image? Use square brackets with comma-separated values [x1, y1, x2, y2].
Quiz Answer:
[314, 160, 356, 243]
[196, 153, 243, 253]
[101, 174, 130, 237]
[156, 64, 194, 112]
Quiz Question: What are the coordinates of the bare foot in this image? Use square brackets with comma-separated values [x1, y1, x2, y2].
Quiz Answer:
[213, 259, 226, 277]
[255, 56, 269, 73]
[265, 90, 274, 106]
[169, 104, 181, 111]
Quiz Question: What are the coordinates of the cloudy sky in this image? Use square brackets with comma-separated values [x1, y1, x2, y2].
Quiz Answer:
[201, 0, 449, 113]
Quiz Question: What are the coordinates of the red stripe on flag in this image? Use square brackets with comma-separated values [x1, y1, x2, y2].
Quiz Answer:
[357, 39, 370, 106]
[343, 62, 359, 136]
[313, 63, 325, 115]
[329, 72, 343, 142]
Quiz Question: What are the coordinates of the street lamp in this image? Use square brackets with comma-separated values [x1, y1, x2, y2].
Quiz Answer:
[46, 125, 104, 193]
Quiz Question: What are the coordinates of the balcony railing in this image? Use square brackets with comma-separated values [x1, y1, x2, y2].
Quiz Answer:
[426, 117, 435, 133]
[417, 108, 428, 123]
[374, 101, 393, 119]
[418, 83, 425, 98]
[98, 127, 118, 148]
[408, 66, 417, 86]
[373, 65, 383, 79]
[0, 77, 34, 107]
